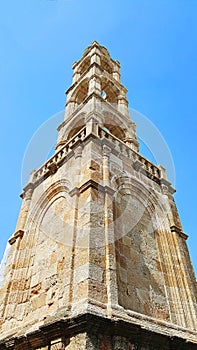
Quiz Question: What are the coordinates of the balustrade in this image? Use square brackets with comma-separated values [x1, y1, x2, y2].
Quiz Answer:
[98, 126, 160, 180]
[33, 125, 160, 187]
[33, 126, 86, 183]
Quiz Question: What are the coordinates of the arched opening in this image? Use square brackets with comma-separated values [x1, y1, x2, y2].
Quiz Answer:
[101, 77, 119, 104]
[113, 180, 170, 321]
[102, 111, 126, 141]
[104, 123, 125, 141]
[77, 56, 91, 75]
[100, 55, 113, 74]
[101, 90, 107, 99]
[67, 117, 85, 140]
[74, 79, 89, 105]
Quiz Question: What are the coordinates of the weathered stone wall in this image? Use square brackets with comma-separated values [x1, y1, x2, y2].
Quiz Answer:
[0, 138, 111, 338]
[0, 133, 197, 341]
[109, 144, 197, 331]
[114, 196, 170, 321]
[0, 41, 197, 348]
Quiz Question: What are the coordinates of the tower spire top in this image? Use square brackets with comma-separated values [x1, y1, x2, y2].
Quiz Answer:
[56, 43, 139, 152]
[65, 41, 128, 119]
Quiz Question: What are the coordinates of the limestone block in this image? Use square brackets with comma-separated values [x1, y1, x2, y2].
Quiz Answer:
[4, 303, 15, 320]
[74, 248, 89, 268]
[66, 333, 87, 350]
[43, 274, 58, 291]
[15, 303, 26, 321]
[75, 280, 88, 300]
[31, 293, 46, 311]
[30, 272, 41, 289]
[76, 262, 103, 284]
[89, 251, 105, 268]
[89, 280, 107, 304]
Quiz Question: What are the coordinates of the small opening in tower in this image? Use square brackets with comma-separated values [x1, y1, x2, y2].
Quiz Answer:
[103, 126, 110, 133]
[104, 123, 125, 140]
[101, 90, 106, 99]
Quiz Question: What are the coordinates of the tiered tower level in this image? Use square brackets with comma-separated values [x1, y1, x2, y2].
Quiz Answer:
[0, 42, 197, 350]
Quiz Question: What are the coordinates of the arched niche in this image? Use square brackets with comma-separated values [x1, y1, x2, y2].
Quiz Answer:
[100, 55, 113, 74]
[26, 180, 72, 232]
[113, 176, 170, 321]
[22, 181, 74, 315]
[104, 123, 125, 140]
[102, 111, 126, 141]
[39, 195, 73, 247]
[101, 76, 119, 104]
[77, 56, 91, 75]
[64, 114, 86, 141]
[75, 79, 89, 105]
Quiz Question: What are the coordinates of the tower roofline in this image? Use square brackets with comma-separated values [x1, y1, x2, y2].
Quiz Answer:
[72, 41, 120, 70]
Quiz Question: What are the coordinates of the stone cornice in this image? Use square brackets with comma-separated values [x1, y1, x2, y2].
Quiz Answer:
[0, 313, 196, 350]
[8, 230, 24, 245]
[160, 178, 176, 195]
[170, 225, 188, 240]
[20, 182, 34, 199]
[69, 180, 115, 197]
[22, 126, 163, 197]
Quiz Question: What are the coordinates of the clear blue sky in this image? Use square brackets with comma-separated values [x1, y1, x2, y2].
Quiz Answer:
[0, 1, 196, 276]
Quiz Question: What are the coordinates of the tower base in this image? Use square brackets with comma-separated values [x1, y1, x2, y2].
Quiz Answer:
[0, 313, 197, 350]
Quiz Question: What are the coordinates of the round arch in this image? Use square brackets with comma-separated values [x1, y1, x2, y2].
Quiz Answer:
[101, 75, 120, 104]
[112, 174, 168, 233]
[102, 110, 127, 141]
[26, 180, 72, 233]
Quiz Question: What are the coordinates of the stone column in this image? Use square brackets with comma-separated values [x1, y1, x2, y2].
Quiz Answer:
[103, 145, 119, 316]
[112, 61, 121, 82]
[68, 145, 83, 309]
[117, 93, 129, 117]
[85, 115, 99, 137]
[88, 76, 101, 96]
[72, 61, 80, 84]
[15, 180, 34, 233]
[90, 53, 101, 65]
[66, 98, 77, 118]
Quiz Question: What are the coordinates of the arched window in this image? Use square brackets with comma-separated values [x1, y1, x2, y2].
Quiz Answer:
[67, 117, 85, 140]
[100, 55, 113, 74]
[75, 80, 89, 105]
[77, 56, 91, 75]
[101, 77, 119, 104]
[104, 123, 125, 141]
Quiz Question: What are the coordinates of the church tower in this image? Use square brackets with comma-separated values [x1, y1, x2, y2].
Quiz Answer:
[0, 42, 197, 349]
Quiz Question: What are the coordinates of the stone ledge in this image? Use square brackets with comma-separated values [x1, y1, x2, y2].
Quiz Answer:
[69, 180, 115, 197]
[0, 313, 196, 350]
[160, 178, 176, 195]
[8, 230, 24, 245]
[170, 225, 188, 240]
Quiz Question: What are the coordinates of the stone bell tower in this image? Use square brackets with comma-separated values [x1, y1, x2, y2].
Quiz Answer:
[0, 41, 197, 350]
